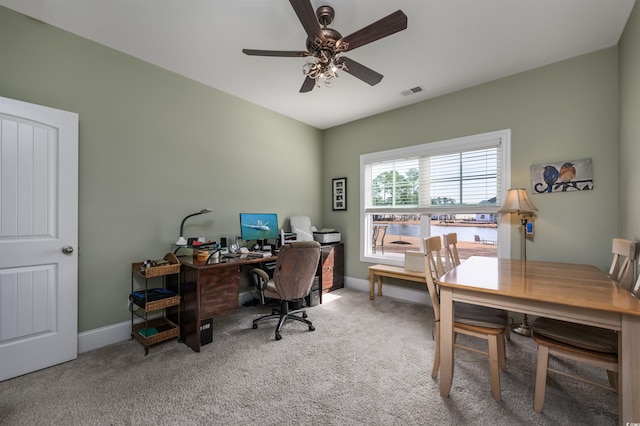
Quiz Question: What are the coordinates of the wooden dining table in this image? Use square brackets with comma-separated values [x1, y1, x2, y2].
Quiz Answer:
[437, 256, 640, 425]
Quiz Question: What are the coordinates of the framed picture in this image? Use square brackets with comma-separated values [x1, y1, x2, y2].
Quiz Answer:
[530, 158, 593, 194]
[332, 177, 347, 211]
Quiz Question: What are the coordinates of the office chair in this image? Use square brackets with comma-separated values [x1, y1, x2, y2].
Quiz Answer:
[251, 241, 321, 340]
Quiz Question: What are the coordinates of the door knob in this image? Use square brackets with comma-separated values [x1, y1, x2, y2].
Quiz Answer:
[62, 246, 74, 254]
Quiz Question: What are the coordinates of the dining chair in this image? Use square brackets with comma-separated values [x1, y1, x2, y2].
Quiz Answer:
[531, 272, 640, 412]
[442, 232, 510, 340]
[372, 225, 388, 254]
[608, 237, 637, 291]
[423, 236, 508, 401]
[442, 233, 461, 272]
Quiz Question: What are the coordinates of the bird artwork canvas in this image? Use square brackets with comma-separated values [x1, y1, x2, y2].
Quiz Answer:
[530, 158, 593, 194]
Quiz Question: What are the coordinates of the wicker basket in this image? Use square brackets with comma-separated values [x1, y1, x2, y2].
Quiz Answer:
[132, 317, 179, 346]
[134, 294, 181, 311]
[132, 252, 181, 278]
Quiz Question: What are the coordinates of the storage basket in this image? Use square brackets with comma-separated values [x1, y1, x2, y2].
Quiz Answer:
[135, 295, 181, 311]
[132, 317, 179, 346]
[132, 252, 181, 278]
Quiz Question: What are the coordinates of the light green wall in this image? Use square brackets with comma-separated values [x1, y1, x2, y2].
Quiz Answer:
[1, 4, 635, 334]
[323, 48, 620, 281]
[620, 2, 640, 240]
[0, 7, 323, 332]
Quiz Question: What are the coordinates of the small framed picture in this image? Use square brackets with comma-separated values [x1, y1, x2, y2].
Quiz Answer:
[332, 177, 347, 211]
[526, 221, 535, 236]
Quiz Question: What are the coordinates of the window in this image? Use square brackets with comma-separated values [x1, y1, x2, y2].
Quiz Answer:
[360, 130, 511, 265]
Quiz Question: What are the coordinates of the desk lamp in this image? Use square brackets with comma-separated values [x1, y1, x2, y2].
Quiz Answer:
[498, 188, 538, 336]
[175, 209, 212, 245]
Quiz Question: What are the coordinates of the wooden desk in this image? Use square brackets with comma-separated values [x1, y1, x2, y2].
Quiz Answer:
[175, 243, 344, 352]
[368, 264, 425, 300]
[437, 256, 640, 425]
[176, 255, 276, 352]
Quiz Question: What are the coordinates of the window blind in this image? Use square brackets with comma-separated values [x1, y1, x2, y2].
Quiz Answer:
[363, 135, 503, 214]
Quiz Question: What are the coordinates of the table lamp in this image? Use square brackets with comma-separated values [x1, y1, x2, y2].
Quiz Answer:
[498, 188, 538, 336]
[175, 208, 212, 245]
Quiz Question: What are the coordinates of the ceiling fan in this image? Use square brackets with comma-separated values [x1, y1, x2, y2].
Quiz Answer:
[242, 0, 408, 93]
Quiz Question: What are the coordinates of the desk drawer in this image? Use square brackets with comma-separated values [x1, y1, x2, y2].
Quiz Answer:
[199, 267, 240, 318]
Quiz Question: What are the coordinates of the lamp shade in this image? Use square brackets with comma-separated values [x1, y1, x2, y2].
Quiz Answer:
[498, 188, 538, 214]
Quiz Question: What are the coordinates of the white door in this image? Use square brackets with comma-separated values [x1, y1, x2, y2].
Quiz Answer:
[0, 96, 78, 381]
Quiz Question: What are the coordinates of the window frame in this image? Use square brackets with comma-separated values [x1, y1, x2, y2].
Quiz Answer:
[359, 129, 512, 266]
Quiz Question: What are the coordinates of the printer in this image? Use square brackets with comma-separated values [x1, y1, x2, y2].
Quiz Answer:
[313, 230, 341, 244]
[290, 216, 341, 245]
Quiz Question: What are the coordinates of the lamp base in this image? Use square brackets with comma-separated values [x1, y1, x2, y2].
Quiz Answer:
[511, 322, 532, 337]
[175, 237, 188, 246]
[511, 313, 533, 337]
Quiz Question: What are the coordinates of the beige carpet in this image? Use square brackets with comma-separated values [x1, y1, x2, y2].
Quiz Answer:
[0, 288, 617, 425]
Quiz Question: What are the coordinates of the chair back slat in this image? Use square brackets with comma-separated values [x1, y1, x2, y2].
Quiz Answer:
[443, 233, 461, 272]
[609, 238, 637, 291]
[631, 274, 640, 297]
[423, 236, 444, 321]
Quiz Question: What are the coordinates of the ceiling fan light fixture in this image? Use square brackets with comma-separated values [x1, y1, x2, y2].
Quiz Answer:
[303, 55, 347, 88]
[243, 2, 407, 93]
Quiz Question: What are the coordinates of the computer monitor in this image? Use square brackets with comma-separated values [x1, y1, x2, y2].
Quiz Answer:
[239, 213, 279, 242]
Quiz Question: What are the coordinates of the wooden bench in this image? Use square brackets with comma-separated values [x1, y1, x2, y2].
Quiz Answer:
[368, 264, 425, 300]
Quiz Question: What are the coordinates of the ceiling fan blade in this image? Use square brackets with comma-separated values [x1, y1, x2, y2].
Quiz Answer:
[342, 10, 407, 52]
[299, 77, 316, 93]
[289, 0, 324, 41]
[340, 57, 383, 86]
[242, 49, 308, 58]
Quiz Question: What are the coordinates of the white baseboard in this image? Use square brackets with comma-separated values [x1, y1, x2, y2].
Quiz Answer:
[78, 320, 133, 354]
[78, 276, 430, 354]
[77, 311, 161, 353]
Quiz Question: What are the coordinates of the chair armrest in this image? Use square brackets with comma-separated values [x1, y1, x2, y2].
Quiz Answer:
[250, 268, 270, 291]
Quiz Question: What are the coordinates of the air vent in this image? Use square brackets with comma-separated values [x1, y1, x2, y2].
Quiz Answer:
[401, 86, 424, 96]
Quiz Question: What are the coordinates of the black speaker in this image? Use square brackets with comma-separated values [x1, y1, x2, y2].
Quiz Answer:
[200, 318, 213, 346]
[220, 237, 227, 248]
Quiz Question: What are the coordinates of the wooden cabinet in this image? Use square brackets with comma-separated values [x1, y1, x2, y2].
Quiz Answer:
[318, 243, 344, 298]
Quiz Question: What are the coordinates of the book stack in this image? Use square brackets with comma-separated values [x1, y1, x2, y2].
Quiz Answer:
[247, 251, 272, 258]
[129, 288, 176, 307]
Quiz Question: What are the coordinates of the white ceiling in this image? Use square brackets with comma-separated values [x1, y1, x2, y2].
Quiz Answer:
[1, 0, 636, 129]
